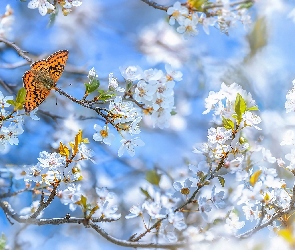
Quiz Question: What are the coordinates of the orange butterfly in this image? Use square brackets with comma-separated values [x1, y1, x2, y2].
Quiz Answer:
[22, 50, 69, 112]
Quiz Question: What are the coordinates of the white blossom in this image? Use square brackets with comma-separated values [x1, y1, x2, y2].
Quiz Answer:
[118, 137, 145, 157]
[93, 124, 115, 146]
[28, 0, 55, 16]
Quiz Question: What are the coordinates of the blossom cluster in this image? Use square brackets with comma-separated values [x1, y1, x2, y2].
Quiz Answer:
[126, 194, 187, 242]
[130, 64, 182, 129]
[58, 186, 121, 221]
[0, 91, 25, 153]
[92, 64, 182, 157]
[188, 82, 295, 238]
[167, 1, 251, 38]
[27, 0, 82, 16]
[121, 83, 262, 241]
[194, 83, 260, 172]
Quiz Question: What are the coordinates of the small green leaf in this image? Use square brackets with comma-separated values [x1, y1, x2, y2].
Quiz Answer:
[234, 93, 247, 122]
[85, 79, 100, 94]
[87, 204, 100, 219]
[146, 170, 161, 186]
[97, 89, 115, 102]
[0, 234, 7, 250]
[217, 176, 225, 187]
[239, 136, 247, 144]
[246, 17, 268, 58]
[188, 0, 208, 10]
[6, 88, 26, 111]
[222, 116, 234, 130]
[80, 195, 87, 209]
[240, 2, 254, 9]
[140, 187, 152, 200]
[16, 88, 26, 103]
[170, 110, 177, 116]
[6, 100, 15, 105]
[126, 80, 133, 91]
[247, 105, 259, 111]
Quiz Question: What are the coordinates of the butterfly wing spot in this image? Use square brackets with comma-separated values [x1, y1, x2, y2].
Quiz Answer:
[22, 50, 69, 112]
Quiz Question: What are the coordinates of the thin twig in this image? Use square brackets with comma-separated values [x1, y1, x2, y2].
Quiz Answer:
[90, 223, 186, 249]
[0, 60, 29, 69]
[0, 78, 14, 94]
[140, 0, 168, 11]
[0, 37, 32, 63]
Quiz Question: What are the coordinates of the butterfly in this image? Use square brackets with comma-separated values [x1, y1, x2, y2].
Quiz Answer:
[22, 50, 69, 112]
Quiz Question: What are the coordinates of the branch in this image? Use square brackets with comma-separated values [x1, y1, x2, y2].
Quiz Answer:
[0, 188, 29, 199]
[0, 60, 29, 69]
[140, 0, 168, 11]
[0, 37, 32, 63]
[0, 200, 186, 249]
[90, 223, 186, 249]
[29, 186, 57, 219]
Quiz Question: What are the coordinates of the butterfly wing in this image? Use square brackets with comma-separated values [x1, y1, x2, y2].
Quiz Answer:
[23, 50, 69, 112]
[30, 59, 48, 71]
[46, 50, 69, 83]
[23, 70, 51, 112]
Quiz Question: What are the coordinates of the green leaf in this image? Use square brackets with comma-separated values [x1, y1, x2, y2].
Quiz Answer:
[217, 176, 225, 187]
[140, 187, 152, 200]
[247, 105, 259, 111]
[85, 79, 100, 94]
[146, 170, 161, 186]
[79, 195, 87, 209]
[170, 110, 177, 116]
[16, 87, 26, 104]
[246, 17, 268, 58]
[188, 0, 208, 10]
[97, 89, 115, 102]
[0, 234, 7, 250]
[87, 204, 99, 219]
[6, 88, 26, 110]
[222, 116, 234, 130]
[6, 100, 15, 106]
[234, 93, 247, 122]
[126, 80, 133, 91]
[240, 2, 254, 9]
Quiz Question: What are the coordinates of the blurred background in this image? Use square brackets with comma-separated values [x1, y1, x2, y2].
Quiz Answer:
[1, 0, 295, 249]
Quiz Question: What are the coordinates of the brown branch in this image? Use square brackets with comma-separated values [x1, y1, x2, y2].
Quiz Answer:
[0, 200, 186, 249]
[29, 186, 57, 219]
[0, 37, 32, 63]
[0, 188, 30, 199]
[140, 0, 168, 11]
[90, 223, 186, 249]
